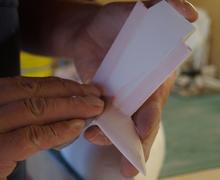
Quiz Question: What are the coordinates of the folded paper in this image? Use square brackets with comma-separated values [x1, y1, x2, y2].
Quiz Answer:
[90, 0, 195, 175]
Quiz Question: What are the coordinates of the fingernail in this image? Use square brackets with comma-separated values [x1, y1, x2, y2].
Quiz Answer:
[181, 1, 194, 14]
[120, 158, 139, 177]
[84, 96, 104, 107]
[168, 0, 198, 22]
[84, 126, 112, 145]
[81, 84, 101, 97]
[84, 126, 99, 139]
[182, 1, 198, 22]
[69, 119, 85, 129]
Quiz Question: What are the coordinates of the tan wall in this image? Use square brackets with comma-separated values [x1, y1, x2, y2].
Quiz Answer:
[190, 0, 220, 77]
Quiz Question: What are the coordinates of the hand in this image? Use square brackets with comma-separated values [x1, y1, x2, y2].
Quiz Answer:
[69, 0, 197, 177]
[0, 76, 104, 179]
[71, 0, 198, 82]
[20, 0, 198, 177]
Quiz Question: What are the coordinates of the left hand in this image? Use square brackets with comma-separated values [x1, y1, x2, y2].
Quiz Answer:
[72, 0, 198, 177]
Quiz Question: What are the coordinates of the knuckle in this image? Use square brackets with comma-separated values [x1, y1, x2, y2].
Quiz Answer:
[16, 77, 39, 96]
[25, 125, 51, 151]
[23, 97, 48, 117]
[25, 125, 44, 150]
[52, 77, 75, 94]
[56, 77, 73, 90]
[25, 125, 59, 150]
[47, 125, 58, 138]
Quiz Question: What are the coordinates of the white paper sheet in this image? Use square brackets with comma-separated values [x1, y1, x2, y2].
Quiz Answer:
[90, 0, 194, 175]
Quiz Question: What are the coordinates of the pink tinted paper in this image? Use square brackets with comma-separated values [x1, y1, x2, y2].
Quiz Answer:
[91, 0, 194, 175]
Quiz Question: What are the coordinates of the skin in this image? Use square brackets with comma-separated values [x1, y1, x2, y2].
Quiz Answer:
[72, 0, 198, 177]
[0, 77, 104, 179]
[65, 0, 197, 177]
[0, 0, 198, 179]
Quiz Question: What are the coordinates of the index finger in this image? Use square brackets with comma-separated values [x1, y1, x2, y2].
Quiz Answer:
[0, 76, 101, 105]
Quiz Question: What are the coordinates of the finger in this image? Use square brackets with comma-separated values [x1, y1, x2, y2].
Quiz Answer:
[0, 119, 85, 161]
[84, 126, 112, 145]
[117, 0, 198, 22]
[134, 100, 161, 141]
[167, 0, 198, 22]
[119, 72, 176, 177]
[133, 99, 161, 161]
[0, 161, 16, 179]
[120, 123, 159, 178]
[120, 157, 138, 178]
[141, 0, 198, 22]
[0, 96, 104, 133]
[119, 73, 175, 177]
[120, 99, 161, 177]
[0, 76, 101, 105]
[121, 119, 160, 177]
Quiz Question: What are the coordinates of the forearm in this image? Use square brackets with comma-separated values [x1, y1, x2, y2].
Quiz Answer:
[19, 0, 100, 57]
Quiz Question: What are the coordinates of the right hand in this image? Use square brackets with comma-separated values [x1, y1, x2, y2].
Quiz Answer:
[0, 76, 104, 180]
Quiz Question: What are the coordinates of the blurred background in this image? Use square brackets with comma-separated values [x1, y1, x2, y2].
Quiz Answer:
[22, 0, 220, 179]
[161, 1, 220, 179]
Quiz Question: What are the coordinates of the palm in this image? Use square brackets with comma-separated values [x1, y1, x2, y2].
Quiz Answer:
[73, 3, 133, 82]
